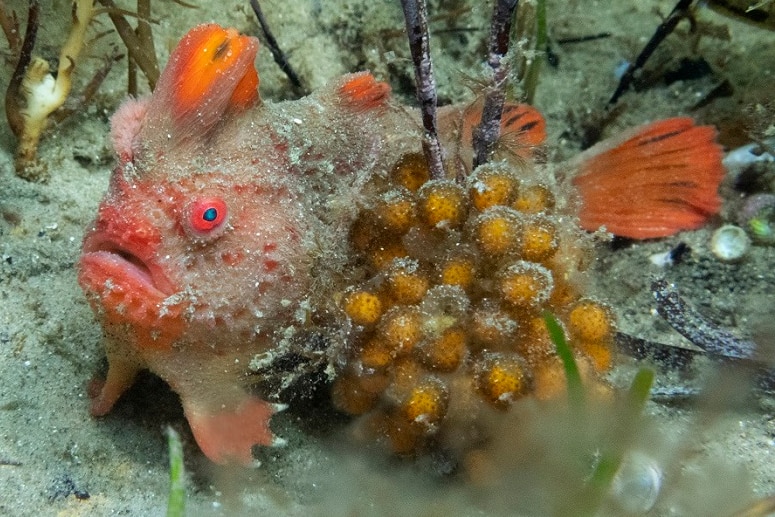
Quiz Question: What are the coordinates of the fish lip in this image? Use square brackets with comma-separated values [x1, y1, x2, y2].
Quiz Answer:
[79, 231, 174, 298]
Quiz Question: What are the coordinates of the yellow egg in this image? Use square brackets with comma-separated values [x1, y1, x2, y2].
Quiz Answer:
[469, 167, 520, 211]
[475, 353, 532, 409]
[388, 259, 430, 304]
[469, 305, 519, 349]
[378, 307, 425, 356]
[472, 206, 522, 257]
[374, 189, 416, 234]
[513, 315, 556, 365]
[400, 377, 449, 430]
[520, 215, 558, 262]
[415, 327, 467, 372]
[532, 357, 567, 401]
[498, 261, 554, 309]
[578, 340, 613, 372]
[567, 299, 615, 343]
[418, 180, 467, 229]
[344, 290, 383, 326]
[439, 255, 476, 291]
[369, 240, 408, 270]
[360, 338, 393, 369]
[513, 183, 555, 214]
[548, 276, 578, 309]
[391, 152, 431, 192]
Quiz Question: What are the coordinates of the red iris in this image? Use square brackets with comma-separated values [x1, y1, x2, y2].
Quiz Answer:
[187, 197, 228, 237]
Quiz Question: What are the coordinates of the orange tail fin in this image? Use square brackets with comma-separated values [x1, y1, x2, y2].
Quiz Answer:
[498, 103, 547, 150]
[461, 102, 547, 159]
[571, 117, 724, 239]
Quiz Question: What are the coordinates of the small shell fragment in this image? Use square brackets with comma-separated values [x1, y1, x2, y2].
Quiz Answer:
[710, 224, 750, 262]
[609, 451, 663, 514]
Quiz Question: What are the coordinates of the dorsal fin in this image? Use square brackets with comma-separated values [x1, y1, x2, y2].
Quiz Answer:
[337, 72, 391, 112]
[438, 101, 547, 175]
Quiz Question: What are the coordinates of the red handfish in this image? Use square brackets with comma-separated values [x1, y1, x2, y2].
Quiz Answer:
[78, 24, 723, 465]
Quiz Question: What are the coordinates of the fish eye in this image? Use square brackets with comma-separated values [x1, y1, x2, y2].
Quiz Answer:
[186, 197, 229, 238]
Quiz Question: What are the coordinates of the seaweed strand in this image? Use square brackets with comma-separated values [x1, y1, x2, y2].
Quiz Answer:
[400, 0, 446, 181]
[249, 0, 306, 96]
[98, 0, 160, 90]
[608, 0, 693, 106]
[472, 0, 519, 168]
[4, 0, 39, 139]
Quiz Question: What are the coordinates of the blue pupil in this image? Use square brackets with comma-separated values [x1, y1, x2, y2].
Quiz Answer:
[202, 207, 218, 222]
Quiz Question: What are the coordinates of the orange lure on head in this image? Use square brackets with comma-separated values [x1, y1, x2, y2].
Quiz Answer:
[166, 24, 260, 119]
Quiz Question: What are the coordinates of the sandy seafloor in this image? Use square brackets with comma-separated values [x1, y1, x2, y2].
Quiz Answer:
[1, 0, 774, 515]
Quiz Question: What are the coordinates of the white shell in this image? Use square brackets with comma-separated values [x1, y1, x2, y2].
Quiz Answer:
[710, 225, 751, 262]
[609, 451, 663, 514]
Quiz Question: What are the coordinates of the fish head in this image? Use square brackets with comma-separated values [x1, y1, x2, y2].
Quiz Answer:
[79, 163, 308, 351]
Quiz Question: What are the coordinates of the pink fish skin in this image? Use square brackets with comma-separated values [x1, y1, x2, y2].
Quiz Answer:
[79, 24, 723, 465]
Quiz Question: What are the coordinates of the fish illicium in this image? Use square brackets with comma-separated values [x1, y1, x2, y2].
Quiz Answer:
[78, 24, 724, 464]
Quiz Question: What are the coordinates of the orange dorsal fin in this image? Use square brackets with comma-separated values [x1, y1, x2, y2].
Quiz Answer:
[439, 101, 547, 175]
[461, 102, 547, 159]
[571, 117, 724, 239]
[498, 103, 547, 149]
[337, 72, 391, 112]
[139, 24, 259, 151]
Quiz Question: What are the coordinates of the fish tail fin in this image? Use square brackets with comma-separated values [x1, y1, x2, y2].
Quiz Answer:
[571, 117, 724, 239]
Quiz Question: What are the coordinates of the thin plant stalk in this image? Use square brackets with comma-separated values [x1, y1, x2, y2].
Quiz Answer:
[522, 0, 546, 105]
[400, 0, 446, 181]
[543, 310, 585, 410]
[166, 426, 185, 517]
[472, 0, 519, 168]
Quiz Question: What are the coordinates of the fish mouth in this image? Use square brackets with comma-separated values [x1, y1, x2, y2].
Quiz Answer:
[79, 232, 174, 299]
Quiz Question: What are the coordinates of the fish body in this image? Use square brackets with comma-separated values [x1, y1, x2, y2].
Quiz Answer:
[78, 25, 724, 464]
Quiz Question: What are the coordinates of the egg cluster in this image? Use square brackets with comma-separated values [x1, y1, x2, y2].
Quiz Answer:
[333, 153, 615, 456]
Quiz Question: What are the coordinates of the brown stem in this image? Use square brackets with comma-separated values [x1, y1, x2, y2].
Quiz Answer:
[608, 0, 693, 106]
[249, 0, 306, 96]
[472, 0, 518, 169]
[400, 0, 446, 181]
[0, 0, 21, 54]
[97, 0, 159, 89]
[135, 0, 156, 88]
